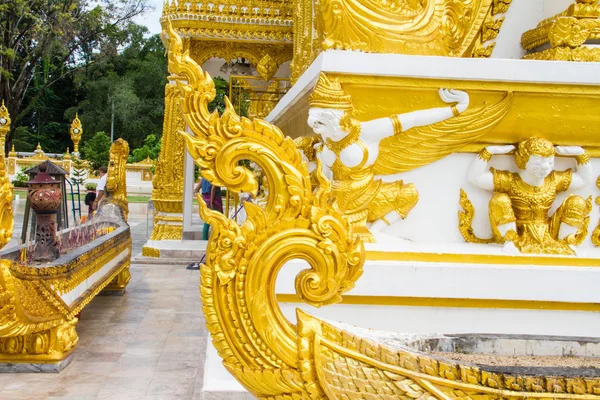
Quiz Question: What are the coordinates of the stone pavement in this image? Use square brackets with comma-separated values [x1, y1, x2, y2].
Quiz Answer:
[0, 261, 207, 399]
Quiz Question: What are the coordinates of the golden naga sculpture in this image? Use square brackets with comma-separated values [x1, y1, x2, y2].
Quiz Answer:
[303, 73, 511, 241]
[460, 138, 593, 255]
[521, 0, 600, 62]
[165, 20, 600, 399]
[316, 0, 512, 57]
[69, 113, 83, 157]
[99, 138, 130, 222]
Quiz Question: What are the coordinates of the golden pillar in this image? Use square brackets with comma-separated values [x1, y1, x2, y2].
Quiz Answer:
[143, 82, 186, 256]
[69, 114, 83, 158]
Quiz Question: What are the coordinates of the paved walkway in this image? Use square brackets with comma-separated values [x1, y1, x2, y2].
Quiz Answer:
[0, 262, 207, 399]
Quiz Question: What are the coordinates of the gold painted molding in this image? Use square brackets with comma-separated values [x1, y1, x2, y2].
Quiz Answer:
[366, 250, 600, 267]
[277, 294, 600, 312]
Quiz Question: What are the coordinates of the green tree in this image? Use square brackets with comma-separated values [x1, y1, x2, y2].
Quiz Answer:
[82, 131, 111, 171]
[208, 77, 229, 115]
[0, 0, 150, 151]
[128, 134, 161, 163]
[71, 30, 167, 150]
[70, 157, 87, 187]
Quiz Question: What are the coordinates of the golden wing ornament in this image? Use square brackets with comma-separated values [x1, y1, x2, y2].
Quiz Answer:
[372, 93, 513, 175]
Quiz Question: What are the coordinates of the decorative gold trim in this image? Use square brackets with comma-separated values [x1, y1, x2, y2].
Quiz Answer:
[142, 246, 160, 257]
[365, 249, 600, 266]
[325, 128, 361, 154]
[278, 294, 600, 312]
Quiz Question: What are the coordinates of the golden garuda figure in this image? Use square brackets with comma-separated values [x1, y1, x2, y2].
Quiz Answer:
[300, 73, 512, 241]
[461, 137, 593, 255]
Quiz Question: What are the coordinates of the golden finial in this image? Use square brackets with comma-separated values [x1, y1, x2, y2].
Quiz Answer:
[8, 145, 16, 157]
[70, 113, 83, 155]
[36, 143, 42, 151]
[63, 147, 72, 160]
[308, 73, 353, 110]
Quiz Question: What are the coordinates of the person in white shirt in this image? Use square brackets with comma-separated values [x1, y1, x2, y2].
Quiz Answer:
[93, 166, 108, 210]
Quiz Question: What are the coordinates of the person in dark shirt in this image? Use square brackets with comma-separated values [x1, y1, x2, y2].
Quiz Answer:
[194, 178, 223, 240]
[84, 190, 97, 220]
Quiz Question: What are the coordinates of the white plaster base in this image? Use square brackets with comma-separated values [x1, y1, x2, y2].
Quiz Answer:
[144, 239, 207, 259]
[202, 338, 252, 400]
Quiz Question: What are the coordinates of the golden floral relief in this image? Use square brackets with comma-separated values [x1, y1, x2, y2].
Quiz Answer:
[303, 73, 511, 242]
[315, 0, 510, 57]
[461, 137, 593, 255]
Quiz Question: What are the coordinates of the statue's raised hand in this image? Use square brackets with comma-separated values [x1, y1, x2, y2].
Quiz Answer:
[555, 146, 585, 156]
[438, 89, 470, 113]
[486, 145, 515, 155]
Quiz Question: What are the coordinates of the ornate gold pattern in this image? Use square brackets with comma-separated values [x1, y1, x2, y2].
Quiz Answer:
[149, 83, 186, 241]
[297, 310, 600, 400]
[471, 0, 513, 58]
[317, 0, 506, 55]
[142, 246, 160, 257]
[461, 138, 592, 255]
[165, 20, 364, 397]
[189, 41, 292, 81]
[69, 114, 83, 157]
[309, 74, 353, 110]
[103, 139, 130, 221]
[522, 0, 600, 61]
[161, 0, 293, 43]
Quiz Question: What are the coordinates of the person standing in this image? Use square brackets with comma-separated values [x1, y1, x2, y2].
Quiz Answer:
[194, 177, 223, 240]
[93, 166, 107, 211]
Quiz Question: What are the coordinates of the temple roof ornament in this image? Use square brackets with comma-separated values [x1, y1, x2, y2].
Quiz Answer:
[521, 0, 600, 61]
[160, 0, 293, 43]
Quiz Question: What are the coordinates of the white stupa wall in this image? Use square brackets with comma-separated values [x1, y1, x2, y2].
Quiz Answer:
[490, 0, 572, 60]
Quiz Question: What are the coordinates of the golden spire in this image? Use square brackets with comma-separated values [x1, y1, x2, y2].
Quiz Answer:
[0, 100, 10, 146]
[8, 145, 16, 157]
[36, 143, 42, 151]
[70, 113, 83, 156]
[63, 147, 72, 160]
[308, 73, 353, 110]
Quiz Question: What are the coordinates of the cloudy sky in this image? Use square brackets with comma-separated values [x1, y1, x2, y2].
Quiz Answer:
[134, 0, 164, 35]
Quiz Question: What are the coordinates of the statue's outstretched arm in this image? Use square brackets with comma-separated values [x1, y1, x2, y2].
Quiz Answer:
[365, 89, 470, 142]
[468, 145, 515, 191]
[555, 146, 592, 190]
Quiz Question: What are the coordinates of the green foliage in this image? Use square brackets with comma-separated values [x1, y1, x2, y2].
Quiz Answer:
[0, 0, 150, 150]
[208, 77, 229, 116]
[128, 134, 161, 163]
[72, 31, 167, 150]
[12, 167, 28, 187]
[229, 78, 250, 118]
[82, 132, 111, 171]
[85, 183, 97, 191]
[70, 157, 87, 186]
